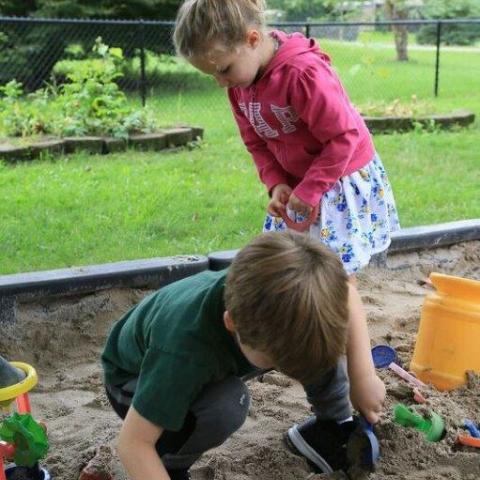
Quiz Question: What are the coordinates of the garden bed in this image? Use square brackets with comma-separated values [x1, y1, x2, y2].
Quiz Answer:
[363, 110, 475, 134]
[0, 127, 204, 163]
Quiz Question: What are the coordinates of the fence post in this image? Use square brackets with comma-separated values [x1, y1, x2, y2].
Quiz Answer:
[434, 20, 442, 97]
[305, 22, 311, 38]
[139, 19, 147, 107]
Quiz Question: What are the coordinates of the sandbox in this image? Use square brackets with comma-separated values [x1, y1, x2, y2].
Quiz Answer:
[1, 239, 479, 480]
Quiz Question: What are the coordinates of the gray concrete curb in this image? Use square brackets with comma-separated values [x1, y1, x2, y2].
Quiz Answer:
[0, 256, 208, 299]
[208, 219, 480, 270]
[1, 219, 478, 324]
[0, 256, 208, 324]
[389, 219, 480, 252]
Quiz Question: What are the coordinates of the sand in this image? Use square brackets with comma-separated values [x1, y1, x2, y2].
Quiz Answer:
[0, 241, 479, 480]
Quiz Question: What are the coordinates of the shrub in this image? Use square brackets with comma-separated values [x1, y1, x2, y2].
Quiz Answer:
[0, 23, 68, 91]
[358, 96, 435, 118]
[0, 80, 52, 137]
[54, 49, 210, 91]
[0, 39, 157, 138]
[416, 0, 480, 46]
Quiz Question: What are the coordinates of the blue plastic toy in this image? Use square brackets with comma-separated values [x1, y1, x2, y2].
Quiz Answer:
[464, 419, 480, 438]
[347, 415, 380, 469]
[371, 345, 398, 369]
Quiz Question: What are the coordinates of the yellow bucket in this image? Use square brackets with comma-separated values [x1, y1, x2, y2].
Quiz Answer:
[410, 272, 480, 391]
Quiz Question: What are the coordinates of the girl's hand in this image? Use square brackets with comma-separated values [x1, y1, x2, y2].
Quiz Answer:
[268, 184, 292, 217]
[349, 373, 386, 424]
[287, 194, 313, 218]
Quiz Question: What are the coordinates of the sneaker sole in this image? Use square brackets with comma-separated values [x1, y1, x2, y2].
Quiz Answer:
[286, 424, 334, 474]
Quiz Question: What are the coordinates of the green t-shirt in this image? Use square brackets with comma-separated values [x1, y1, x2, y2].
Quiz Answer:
[101, 269, 254, 431]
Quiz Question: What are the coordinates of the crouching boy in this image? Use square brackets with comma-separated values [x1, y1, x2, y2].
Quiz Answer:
[101, 231, 384, 480]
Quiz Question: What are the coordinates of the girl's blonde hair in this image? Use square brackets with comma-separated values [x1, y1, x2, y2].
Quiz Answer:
[173, 0, 266, 58]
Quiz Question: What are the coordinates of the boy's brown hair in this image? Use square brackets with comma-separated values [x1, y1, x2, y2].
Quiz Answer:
[173, 0, 266, 58]
[224, 231, 349, 385]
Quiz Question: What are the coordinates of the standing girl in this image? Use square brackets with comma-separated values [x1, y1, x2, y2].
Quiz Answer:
[174, 0, 396, 473]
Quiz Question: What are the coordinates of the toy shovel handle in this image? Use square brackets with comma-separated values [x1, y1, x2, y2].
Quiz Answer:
[280, 205, 319, 232]
[354, 415, 380, 466]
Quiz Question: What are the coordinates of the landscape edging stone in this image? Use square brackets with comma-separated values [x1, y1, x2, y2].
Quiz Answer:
[0, 127, 203, 162]
[363, 110, 475, 134]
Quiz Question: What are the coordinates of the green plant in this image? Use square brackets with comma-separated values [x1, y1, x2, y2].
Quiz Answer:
[411, 118, 442, 134]
[416, 0, 480, 46]
[0, 38, 157, 138]
[0, 78, 23, 101]
[54, 39, 129, 137]
[55, 50, 209, 92]
[267, 0, 338, 21]
[0, 80, 51, 136]
[0, 80, 23, 135]
[64, 43, 86, 59]
[359, 96, 435, 117]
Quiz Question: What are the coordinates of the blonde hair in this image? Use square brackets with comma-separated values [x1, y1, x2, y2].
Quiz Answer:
[173, 0, 267, 58]
[225, 231, 350, 385]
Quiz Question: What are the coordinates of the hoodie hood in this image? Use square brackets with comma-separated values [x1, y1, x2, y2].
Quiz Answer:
[259, 30, 331, 81]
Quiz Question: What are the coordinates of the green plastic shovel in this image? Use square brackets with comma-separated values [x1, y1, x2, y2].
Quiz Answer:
[393, 403, 445, 442]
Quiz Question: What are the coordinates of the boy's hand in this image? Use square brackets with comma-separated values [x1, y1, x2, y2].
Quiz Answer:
[268, 184, 292, 217]
[350, 373, 385, 424]
[287, 194, 313, 218]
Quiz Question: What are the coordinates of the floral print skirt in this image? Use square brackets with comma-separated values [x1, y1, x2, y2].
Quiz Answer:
[262, 153, 401, 275]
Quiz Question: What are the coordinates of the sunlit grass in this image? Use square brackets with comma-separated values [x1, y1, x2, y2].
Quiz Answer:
[1, 41, 478, 274]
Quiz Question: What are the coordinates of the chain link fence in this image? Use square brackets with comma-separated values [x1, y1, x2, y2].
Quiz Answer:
[0, 17, 479, 113]
[0, 17, 175, 99]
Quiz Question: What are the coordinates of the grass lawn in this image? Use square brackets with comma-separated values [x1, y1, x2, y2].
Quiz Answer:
[1, 42, 479, 274]
[357, 30, 419, 45]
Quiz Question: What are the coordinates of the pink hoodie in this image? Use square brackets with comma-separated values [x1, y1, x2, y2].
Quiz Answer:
[228, 31, 375, 207]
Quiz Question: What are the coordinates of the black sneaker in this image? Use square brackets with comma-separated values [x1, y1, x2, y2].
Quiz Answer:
[167, 469, 191, 480]
[285, 416, 357, 474]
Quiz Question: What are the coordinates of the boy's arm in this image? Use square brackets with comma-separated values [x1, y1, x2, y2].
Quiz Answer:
[117, 405, 170, 480]
[346, 284, 385, 424]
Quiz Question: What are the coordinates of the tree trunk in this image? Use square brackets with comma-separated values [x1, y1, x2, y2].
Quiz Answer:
[394, 23, 409, 61]
[385, 0, 409, 62]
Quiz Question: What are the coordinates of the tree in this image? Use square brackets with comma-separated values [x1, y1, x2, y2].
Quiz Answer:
[0, 0, 184, 91]
[384, 0, 410, 62]
[416, 0, 480, 46]
[0, 0, 183, 20]
[0, 0, 37, 16]
[266, 0, 337, 21]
